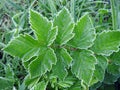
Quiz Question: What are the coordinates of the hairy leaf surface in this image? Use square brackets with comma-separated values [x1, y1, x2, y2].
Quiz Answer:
[53, 8, 74, 45]
[4, 34, 39, 62]
[47, 26, 58, 46]
[91, 31, 120, 56]
[60, 48, 73, 68]
[52, 59, 68, 80]
[30, 10, 57, 46]
[68, 14, 96, 49]
[90, 56, 108, 85]
[29, 48, 57, 78]
[52, 48, 72, 80]
[24, 75, 40, 89]
[58, 75, 76, 88]
[71, 50, 97, 85]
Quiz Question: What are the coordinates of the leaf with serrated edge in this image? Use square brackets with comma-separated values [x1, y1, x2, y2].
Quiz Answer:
[24, 75, 40, 89]
[52, 48, 72, 80]
[22, 56, 37, 69]
[58, 75, 76, 88]
[91, 30, 120, 56]
[29, 48, 57, 78]
[30, 10, 57, 46]
[52, 58, 68, 80]
[34, 81, 47, 90]
[60, 48, 73, 68]
[71, 50, 97, 86]
[3, 34, 40, 62]
[68, 13, 96, 49]
[47, 26, 58, 46]
[53, 7, 74, 46]
[90, 55, 108, 85]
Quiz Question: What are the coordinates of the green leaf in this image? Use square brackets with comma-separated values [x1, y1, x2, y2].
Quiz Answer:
[104, 72, 120, 84]
[91, 30, 120, 56]
[58, 75, 76, 88]
[24, 75, 40, 89]
[52, 58, 68, 80]
[110, 51, 120, 65]
[90, 82, 102, 90]
[60, 48, 73, 68]
[107, 63, 120, 75]
[30, 10, 57, 46]
[53, 8, 74, 45]
[107, 50, 120, 76]
[22, 56, 37, 69]
[71, 50, 97, 85]
[29, 48, 57, 78]
[0, 77, 14, 90]
[90, 56, 108, 85]
[4, 64, 14, 79]
[68, 14, 96, 49]
[69, 81, 83, 90]
[47, 73, 57, 88]
[47, 26, 58, 46]
[3, 34, 40, 62]
[98, 9, 109, 14]
[34, 81, 47, 90]
[52, 48, 72, 80]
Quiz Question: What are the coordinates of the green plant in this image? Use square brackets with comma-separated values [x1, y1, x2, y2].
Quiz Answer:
[3, 7, 120, 90]
[0, 0, 119, 90]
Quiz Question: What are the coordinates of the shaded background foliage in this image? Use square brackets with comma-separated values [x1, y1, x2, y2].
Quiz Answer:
[0, 0, 120, 90]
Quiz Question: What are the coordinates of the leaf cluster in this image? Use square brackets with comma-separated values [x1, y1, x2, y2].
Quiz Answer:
[3, 7, 120, 90]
